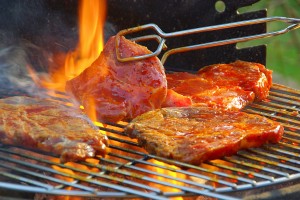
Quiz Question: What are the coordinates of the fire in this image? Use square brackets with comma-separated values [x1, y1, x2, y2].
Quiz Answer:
[30, 0, 106, 93]
[27, 0, 106, 121]
[63, 0, 106, 83]
[150, 160, 185, 200]
[27, 1, 190, 199]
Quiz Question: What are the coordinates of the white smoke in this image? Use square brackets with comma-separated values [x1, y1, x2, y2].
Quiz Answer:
[0, 37, 45, 97]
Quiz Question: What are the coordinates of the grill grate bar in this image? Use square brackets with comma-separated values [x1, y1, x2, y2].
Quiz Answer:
[0, 148, 169, 199]
[0, 151, 98, 193]
[257, 101, 300, 112]
[0, 182, 136, 198]
[224, 156, 282, 178]
[272, 83, 300, 93]
[1, 85, 300, 199]
[284, 130, 300, 138]
[102, 152, 221, 189]
[237, 152, 295, 176]
[100, 126, 128, 136]
[252, 148, 300, 166]
[278, 142, 300, 150]
[269, 91, 300, 102]
[99, 153, 220, 192]
[0, 167, 53, 190]
[244, 108, 300, 129]
[207, 160, 275, 182]
[97, 156, 240, 199]
[281, 136, 300, 144]
[108, 143, 261, 188]
[130, 158, 256, 188]
[267, 146, 300, 158]
[267, 95, 300, 107]
[107, 135, 140, 147]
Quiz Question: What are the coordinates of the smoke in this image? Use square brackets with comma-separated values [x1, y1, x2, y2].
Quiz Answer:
[0, 0, 78, 98]
[0, 38, 42, 97]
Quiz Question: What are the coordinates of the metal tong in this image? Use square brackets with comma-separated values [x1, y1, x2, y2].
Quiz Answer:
[115, 17, 300, 64]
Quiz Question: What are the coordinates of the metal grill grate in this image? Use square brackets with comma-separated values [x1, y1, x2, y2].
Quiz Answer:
[0, 83, 300, 200]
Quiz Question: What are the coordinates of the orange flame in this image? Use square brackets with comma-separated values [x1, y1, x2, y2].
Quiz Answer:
[28, 1, 191, 199]
[37, 0, 106, 92]
[64, 0, 106, 81]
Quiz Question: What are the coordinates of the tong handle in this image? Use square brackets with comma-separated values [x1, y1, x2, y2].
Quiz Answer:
[115, 17, 300, 64]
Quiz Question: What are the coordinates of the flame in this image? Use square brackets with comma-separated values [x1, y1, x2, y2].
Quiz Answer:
[27, 0, 106, 121]
[150, 160, 185, 200]
[32, 0, 106, 93]
[63, 0, 106, 82]
[27, 1, 196, 199]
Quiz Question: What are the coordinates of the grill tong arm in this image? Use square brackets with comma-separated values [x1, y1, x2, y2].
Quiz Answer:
[115, 17, 300, 64]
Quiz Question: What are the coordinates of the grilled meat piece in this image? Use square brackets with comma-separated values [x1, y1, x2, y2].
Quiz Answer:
[197, 60, 272, 101]
[166, 72, 255, 110]
[0, 96, 108, 163]
[66, 36, 167, 123]
[162, 89, 193, 107]
[125, 107, 284, 165]
[165, 60, 272, 110]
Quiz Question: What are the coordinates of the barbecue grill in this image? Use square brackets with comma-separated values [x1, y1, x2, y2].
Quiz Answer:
[0, 84, 300, 200]
[1, 0, 300, 199]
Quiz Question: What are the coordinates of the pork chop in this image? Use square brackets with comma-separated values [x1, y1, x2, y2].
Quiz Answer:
[166, 72, 255, 110]
[0, 96, 108, 163]
[164, 60, 272, 110]
[125, 107, 284, 165]
[197, 60, 272, 101]
[66, 35, 167, 123]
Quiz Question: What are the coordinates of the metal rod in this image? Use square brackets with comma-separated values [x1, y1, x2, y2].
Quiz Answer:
[115, 17, 300, 63]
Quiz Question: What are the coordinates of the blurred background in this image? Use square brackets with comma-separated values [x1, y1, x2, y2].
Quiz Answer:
[239, 0, 300, 89]
[0, 0, 299, 95]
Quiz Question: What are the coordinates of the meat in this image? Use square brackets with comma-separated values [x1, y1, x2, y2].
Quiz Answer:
[165, 60, 272, 110]
[166, 72, 255, 110]
[66, 35, 167, 123]
[125, 107, 284, 165]
[0, 96, 108, 163]
[197, 60, 272, 101]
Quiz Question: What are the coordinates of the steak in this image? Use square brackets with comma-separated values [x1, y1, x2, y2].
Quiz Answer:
[125, 107, 284, 165]
[164, 60, 272, 110]
[66, 35, 167, 123]
[0, 96, 108, 163]
[197, 60, 272, 101]
[166, 73, 255, 110]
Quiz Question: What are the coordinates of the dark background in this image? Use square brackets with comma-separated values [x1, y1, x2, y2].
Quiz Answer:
[0, 0, 299, 91]
[0, 0, 266, 71]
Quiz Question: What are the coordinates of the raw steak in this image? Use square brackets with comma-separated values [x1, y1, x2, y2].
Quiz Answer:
[0, 96, 108, 163]
[125, 107, 284, 165]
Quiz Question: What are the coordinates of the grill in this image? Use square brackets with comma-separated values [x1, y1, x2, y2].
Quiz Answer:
[0, 83, 300, 199]
[1, 1, 300, 199]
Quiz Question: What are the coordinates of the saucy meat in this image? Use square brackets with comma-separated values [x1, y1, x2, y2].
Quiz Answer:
[197, 60, 272, 101]
[66, 36, 167, 123]
[0, 96, 108, 163]
[125, 107, 284, 165]
[166, 72, 255, 110]
[165, 60, 272, 110]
